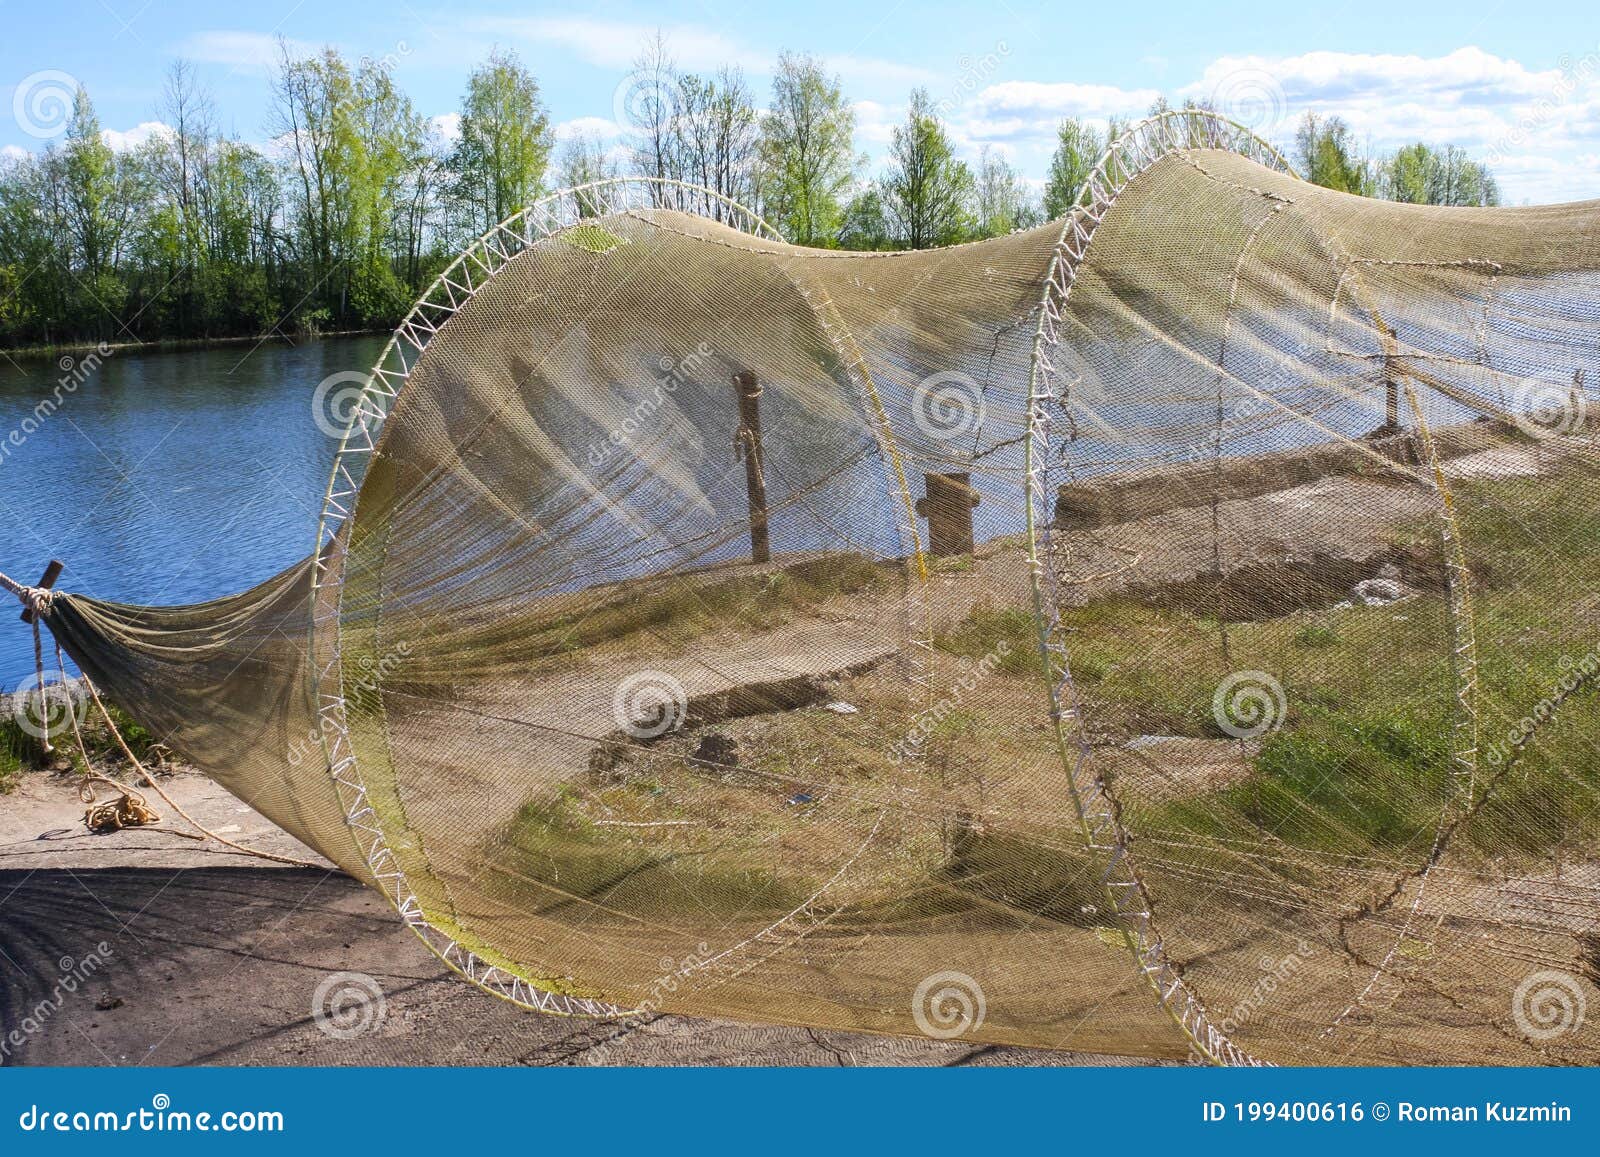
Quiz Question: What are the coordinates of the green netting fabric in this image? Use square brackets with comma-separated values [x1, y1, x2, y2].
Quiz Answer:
[38, 113, 1600, 1064]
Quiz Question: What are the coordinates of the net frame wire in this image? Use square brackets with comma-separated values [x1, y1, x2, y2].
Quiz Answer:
[300, 121, 1493, 1060]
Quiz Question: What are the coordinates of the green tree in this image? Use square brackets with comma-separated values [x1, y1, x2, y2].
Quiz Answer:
[1379, 142, 1499, 206]
[558, 133, 618, 217]
[759, 52, 858, 246]
[1295, 113, 1369, 195]
[1043, 118, 1106, 217]
[974, 146, 1039, 237]
[271, 43, 362, 320]
[59, 87, 124, 279]
[452, 48, 554, 235]
[879, 89, 975, 248]
[671, 67, 761, 219]
[837, 187, 892, 249]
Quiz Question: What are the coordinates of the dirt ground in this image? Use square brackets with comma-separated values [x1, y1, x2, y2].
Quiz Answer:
[9, 430, 1574, 1067]
[0, 768, 1161, 1067]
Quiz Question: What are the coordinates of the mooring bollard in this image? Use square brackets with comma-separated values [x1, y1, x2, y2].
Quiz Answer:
[732, 370, 771, 564]
[915, 472, 981, 557]
[20, 559, 63, 624]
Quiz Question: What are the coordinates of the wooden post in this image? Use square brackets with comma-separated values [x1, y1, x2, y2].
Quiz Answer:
[1385, 378, 1399, 431]
[20, 559, 63, 624]
[732, 371, 771, 565]
[915, 472, 980, 556]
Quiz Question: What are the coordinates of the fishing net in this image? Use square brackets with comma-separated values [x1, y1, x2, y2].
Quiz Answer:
[30, 112, 1600, 1064]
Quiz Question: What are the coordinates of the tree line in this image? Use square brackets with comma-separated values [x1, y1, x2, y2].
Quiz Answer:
[0, 39, 1503, 350]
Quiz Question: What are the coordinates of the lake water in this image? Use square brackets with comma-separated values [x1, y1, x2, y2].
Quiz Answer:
[0, 334, 388, 686]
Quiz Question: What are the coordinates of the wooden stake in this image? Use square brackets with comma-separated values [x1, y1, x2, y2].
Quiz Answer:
[916, 472, 981, 556]
[732, 371, 771, 564]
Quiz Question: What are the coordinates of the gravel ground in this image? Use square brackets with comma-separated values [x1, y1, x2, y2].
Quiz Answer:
[0, 768, 1167, 1067]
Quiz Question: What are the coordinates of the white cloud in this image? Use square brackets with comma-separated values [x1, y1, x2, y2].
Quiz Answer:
[554, 115, 621, 142]
[429, 112, 461, 143]
[101, 120, 172, 152]
[1178, 46, 1600, 201]
[178, 30, 320, 77]
[849, 46, 1600, 203]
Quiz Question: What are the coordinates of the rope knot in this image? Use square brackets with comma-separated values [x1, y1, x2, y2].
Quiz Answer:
[18, 586, 54, 618]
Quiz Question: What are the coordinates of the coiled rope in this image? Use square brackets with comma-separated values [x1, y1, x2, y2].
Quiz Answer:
[1, 567, 318, 868]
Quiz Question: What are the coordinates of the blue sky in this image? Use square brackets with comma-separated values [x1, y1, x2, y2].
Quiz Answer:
[4, 0, 1599, 203]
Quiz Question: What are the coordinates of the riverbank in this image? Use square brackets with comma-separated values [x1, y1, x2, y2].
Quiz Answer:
[0, 763, 1149, 1066]
[0, 328, 387, 364]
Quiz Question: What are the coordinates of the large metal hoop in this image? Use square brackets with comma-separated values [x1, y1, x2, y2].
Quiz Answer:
[1022, 110, 1297, 1066]
[308, 179, 784, 1017]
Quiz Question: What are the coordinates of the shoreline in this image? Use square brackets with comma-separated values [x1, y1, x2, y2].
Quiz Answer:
[0, 327, 387, 363]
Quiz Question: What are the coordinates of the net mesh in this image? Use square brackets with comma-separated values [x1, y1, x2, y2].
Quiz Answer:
[41, 112, 1600, 1064]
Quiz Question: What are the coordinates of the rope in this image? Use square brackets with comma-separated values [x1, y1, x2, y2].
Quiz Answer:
[2, 569, 319, 868]
[0, 569, 60, 754]
[61, 643, 320, 868]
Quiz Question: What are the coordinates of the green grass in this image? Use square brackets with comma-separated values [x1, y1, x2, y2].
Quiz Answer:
[453, 551, 889, 677]
[0, 694, 160, 793]
[930, 462, 1600, 864]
